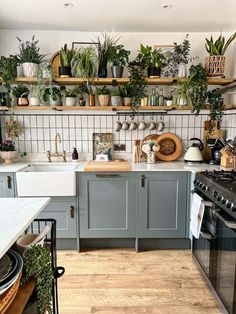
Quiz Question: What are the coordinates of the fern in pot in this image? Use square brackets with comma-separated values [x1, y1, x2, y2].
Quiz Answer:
[96, 86, 111, 106]
[17, 35, 46, 77]
[109, 44, 130, 78]
[59, 44, 74, 77]
[111, 88, 122, 106]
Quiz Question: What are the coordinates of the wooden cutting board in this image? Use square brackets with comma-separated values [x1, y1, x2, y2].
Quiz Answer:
[84, 161, 131, 172]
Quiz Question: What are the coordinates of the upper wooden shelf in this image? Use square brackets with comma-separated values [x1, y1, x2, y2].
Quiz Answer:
[13, 77, 236, 86]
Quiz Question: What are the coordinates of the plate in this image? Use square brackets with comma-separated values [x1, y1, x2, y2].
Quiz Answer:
[155, 132, 183, 161]
[50, 51, 60, 78]
[0, 255, 12, 282]
[141, 134, 159, 160]
[0, 252, 17, 285]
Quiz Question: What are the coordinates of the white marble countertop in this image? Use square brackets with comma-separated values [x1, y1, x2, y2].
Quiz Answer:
[0, 160, 228, 173]
[0, 197, 50, 258]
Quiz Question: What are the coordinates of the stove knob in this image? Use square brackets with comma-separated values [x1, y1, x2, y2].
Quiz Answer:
[217, 195, 222, 202]
[202, 185, 209, 191]
[221, 197, 226, 205]
[199, 183, 203, 189]
[226, 200, 232, 209]
[213, 190, 218, 199]
[230, 203, 235, 211]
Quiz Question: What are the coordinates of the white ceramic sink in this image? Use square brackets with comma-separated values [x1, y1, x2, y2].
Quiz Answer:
[16, 163, 76, 197]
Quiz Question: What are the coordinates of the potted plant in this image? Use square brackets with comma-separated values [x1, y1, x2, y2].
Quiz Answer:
[29, 84, 41, 106]
[37, 61, 54, 81]
[96, 86, 111, 106]
[79, 94, 86, 106]
[59, 44, 74, 77]
[64, 87, 78, 106]
[137, 44, 167, 78]
[12, 84, 29, 106]
[0, 55, 19, 84]
[111, 88, 122, 106]
[71, 47, 98, 80]
[128, 60, 147, 107]
[165, 92, 173, 106]
[119, 84, 133, 106]
[172, 78, 192, 106]
[0, 140, 17, 164]
[42, 86, 65, 106]
[173, 34, 190, 78]
[17, 35, 46, 77]
[205, 32, 236, 77]
[109, 44, 130, 78]
[97, 32, 119, 78]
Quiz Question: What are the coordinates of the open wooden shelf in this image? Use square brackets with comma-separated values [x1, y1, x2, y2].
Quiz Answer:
[13, 77, 236, 86]
[5, 279, 35, 314]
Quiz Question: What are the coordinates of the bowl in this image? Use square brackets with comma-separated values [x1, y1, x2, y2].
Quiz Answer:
[16, 234, 45, 255]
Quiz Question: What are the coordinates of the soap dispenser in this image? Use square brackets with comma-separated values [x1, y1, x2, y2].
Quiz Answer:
[72, 148, 79, 162]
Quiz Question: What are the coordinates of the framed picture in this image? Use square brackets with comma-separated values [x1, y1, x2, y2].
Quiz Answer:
[71, 41, 100, 51]
[153, 45, 178, 78]
[93, 133, 113, 161]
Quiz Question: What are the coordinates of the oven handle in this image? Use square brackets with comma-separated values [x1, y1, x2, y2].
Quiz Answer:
[215, 211, 236, 230]
[200, 231, 213, 240]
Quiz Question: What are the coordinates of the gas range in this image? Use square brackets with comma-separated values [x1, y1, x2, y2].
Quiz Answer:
[194, 170, 236, 219]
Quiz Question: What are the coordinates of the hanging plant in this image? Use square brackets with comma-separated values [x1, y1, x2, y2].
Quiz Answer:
[21, 245, 53, 314]
[5, 116, 22, 139]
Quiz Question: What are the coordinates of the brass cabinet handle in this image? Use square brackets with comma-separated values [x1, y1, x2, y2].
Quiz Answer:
[7, 176, 12, 189]
[70, 206, 75, 219]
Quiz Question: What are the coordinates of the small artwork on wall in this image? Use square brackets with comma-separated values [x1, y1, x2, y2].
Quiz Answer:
[93, 133, 113, 161]
[154, 45, 178, 78]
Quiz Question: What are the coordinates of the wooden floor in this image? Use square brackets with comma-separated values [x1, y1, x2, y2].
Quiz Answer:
[57, 249, 223, 314]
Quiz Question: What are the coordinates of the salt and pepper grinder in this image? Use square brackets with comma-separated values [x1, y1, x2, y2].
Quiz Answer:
[132, 140, 141, 163]
[72, 148, 79, 162]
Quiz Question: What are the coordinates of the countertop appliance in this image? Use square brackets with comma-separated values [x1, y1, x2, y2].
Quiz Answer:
[184, 138, 204, 163]
[207, 139, 225, 165]
[192, 170, 236, 314]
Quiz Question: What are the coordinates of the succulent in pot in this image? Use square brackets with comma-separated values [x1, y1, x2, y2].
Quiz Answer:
[108, 44, 130, 78]
[137, 44, 167, 78]
[17, 35, 46, 77]
[12, 84, 29, 106]
[96, 86, 111, 106]
[59, 44, 74, 77]
[64, 87, 78, 106]
[111, 88, 122, 106]
[0, 140, 17, 164]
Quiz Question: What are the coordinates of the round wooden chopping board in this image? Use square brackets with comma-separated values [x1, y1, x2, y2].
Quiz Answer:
[156, 133, 183, 161]
[50, 51, 60, 78]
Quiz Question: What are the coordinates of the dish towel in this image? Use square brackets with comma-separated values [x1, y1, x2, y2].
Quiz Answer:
[190, 193, 205, 239]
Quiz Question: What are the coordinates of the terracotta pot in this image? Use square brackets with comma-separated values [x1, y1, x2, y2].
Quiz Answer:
[0, 151, 17, 164]
[98, 95, 110, 106]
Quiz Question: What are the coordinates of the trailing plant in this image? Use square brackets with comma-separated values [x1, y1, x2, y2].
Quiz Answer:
[64, 87, 78, 97]
[1, 140, 15, 151]
[17, 35, 46, 64]
[71, 47, 98, 80]
[173, 34, 190, 64]
[5, 116, 22, 139]
[0, 55, 19, 84]
[128, 60, 147, 107]
[205, 32, 236, 55]
[97, 32, 119, 67]
[96, 86, 111, 95]
[37, 61, 54, 81]
[137, 45, 167, 69]
[12, 84, 29, 98]
[207, 88, 224, 122]
[60, 44, 74, 67]
[21, 245, 53, 314]
[108, 45, 130, 66]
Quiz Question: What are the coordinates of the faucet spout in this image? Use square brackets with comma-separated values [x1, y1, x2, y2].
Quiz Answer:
[55, 133, 61, 154]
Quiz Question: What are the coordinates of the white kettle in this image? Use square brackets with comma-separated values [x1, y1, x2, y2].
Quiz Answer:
[184, 138, 204, 162]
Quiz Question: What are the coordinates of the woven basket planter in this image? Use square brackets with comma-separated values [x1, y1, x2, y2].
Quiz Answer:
[205, 55, 225, 77]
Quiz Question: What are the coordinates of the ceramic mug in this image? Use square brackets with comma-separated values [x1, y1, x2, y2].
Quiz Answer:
[157, 121, 165, 132]
[121, 121, 130, 130]
[138, 120, 147, 130]
[129, 121, 138, 130]
[148, 121, 156, 130]
[114, 120, 122, 132]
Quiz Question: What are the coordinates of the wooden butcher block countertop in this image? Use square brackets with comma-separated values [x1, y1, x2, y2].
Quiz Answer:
[84, 161, 131, 172]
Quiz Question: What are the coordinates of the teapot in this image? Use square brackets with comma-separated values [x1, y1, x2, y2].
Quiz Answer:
[184, 138, 204, 162]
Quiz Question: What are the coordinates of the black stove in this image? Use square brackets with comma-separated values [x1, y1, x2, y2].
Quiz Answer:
[194, 170, 236, 218]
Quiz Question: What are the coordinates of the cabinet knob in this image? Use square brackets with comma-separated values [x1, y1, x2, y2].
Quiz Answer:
[70, 206, 75, 218]
[7, 176, 12, 189]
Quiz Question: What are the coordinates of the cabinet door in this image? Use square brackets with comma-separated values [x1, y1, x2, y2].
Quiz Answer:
[0, 174, 15, 197]
[138, 172, 188, 238]
[79, 173, 136, 238]
[37, 197, 77, 238]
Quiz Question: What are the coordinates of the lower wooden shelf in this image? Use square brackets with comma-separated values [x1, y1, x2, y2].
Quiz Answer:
[5, 279, 35, 314]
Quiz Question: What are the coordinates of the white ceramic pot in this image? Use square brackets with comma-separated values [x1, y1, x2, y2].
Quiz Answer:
[65, 97, 76, 106]
[22, 62, 39, 77]
[166, 100, 173, 106]
[111, 96, 122, 106]
[178, 63, 187, 78]
[49, 96, 62, 106]
[29, 97, 40, 106]
[0, 151, 17, 164]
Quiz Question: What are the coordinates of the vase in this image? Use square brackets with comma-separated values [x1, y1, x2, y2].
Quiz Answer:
[0, 151, 17, 164]
[65, 97, 76, 106]
[89, 94, 95, 106]
[29, 97, 40, 106]
[98, 95, 111, 106]
[111, 96, 122, 106]
[22, 62, 39, 77]
[178, 63, 187, 78]
[111, 66, 124, 78]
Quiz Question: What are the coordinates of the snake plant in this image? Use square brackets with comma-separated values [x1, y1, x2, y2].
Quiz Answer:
[205, 32, 236, 55]
[60, 44, 74, 67]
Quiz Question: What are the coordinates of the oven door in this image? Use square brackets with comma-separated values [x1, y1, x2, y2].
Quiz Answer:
[214, 209, 236, 314]
[192, 200, 215, 279]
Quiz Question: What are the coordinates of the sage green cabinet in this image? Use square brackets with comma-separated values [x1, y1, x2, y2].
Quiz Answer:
[37, 197, 77, 238]
[78, 173, 136, 238]
[137, 172, 188, 238]
[0, 173, 15, 197]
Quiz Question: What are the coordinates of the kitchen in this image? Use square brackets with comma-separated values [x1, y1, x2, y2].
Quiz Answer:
[0, 0, 236, 313]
